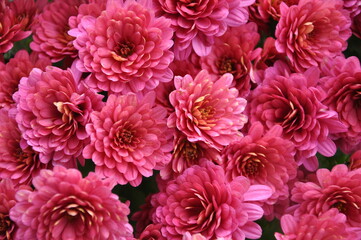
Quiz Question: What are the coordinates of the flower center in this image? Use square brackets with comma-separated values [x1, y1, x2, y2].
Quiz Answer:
[199, 106, 215, 120]
[182, 142, 198, 163]
[0, 213, 12, 239]
[240, 152, 265, 177]
[115, 41, 135, 59]
[332, 201, 347, 214]
[281, 101, 300, 133]
[117, 128, 134, 145]
[218, 57, 237, 75]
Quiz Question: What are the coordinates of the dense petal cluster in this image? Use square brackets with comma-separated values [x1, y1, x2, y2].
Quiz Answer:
[221, 122, 297, 218]
[275, 209, 358, 240]
[152, 0, 255, 58]
[83, 92, 172, 186]
[71, 0, 174, 94]
[0, 108, 48, 186]
[13, 66, 104, 167]
[249, 63, 346, 170]
[30, 0, 86, 62]
[275, 0, 351, 71]
[289, 164, 361, 227]
[169, 70, 248, 151]
[10, 166, 133, 240]
[153, 160, 272, 239]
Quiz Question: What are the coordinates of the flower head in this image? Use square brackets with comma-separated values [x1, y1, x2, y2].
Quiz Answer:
[10, 166, 133, 240]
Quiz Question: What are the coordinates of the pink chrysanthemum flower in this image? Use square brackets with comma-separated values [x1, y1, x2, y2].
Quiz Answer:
[250, 0, 299, 22]
[249, 63, 346, 171]
[221, 122, 297, 219]
[168, 70, 248, 151]
[343, 0, 361, 18]
[153, 160, 272, 239]
[0, 108, 49, 186]
[199, 23, 261, 97]
[289, 164, 361, 228]
[0, 50, 50, 109]
[275, 209, 358, 240]
[138, 224, 166, 240]
[83, 92, 172, 187]
[30, 0, 86, 62]
[13, 65, 104, 167]
[153, 0, 255, 59]
[70, 0, 174, 94]
[320, 56, 361, 153]
[0, 0, 36, 53]
[275, 0, 351, 71]
[10, 166, 133, 240]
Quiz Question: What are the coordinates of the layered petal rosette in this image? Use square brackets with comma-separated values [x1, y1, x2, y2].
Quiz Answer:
[153, 160, 272, 239]
[275, 209, 358, 240]
[153, 0, 255, 58]
[275, 0, 351, 71]
[71, 0, 174, 94]
[10, 166, 133, 240]
[168, 70, 248, 151]
[13, 66, 104, 167]
[0, 108, 49, 186]
[221, 122, 297, 219]
[83, 92, 172, 187]
[249, 63, 346, 171]
[289, 164, 361, 228]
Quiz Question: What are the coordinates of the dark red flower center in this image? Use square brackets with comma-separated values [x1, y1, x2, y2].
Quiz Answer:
[218, 57, 238, 75]
[326, 187, 360, 215]
[332, 201, 347, 214]
[0, 213, 13, 239]
[352, 89, 361, 108]
[240, 152, 265, 178]
[115, 41, 135, 59]
[181, 142, 198, 163]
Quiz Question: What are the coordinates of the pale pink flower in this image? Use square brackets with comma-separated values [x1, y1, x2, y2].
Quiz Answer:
[13, 66, 104, 167]
[168, 70, 248, 151]
[70, 0, 174, 94]
[320, 56, 361, 153]
[30, 0, 86, 62]
[153, 0, 255, 59]
[83, 92, 172, 187]
[10, 166, 133, 240]
[275, 209, 359, 240]
[153, 160, 272, 239]
[289, 164, 361, 227]
[0, 108, 49, 187]
[275, 0, 352, 71]
[249, 63, 346, 171]
[221, 122, 297, 219]
[0, 50, 50, 109]
[199, 23, 261, 97]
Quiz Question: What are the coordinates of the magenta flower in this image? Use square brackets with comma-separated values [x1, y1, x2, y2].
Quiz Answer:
[70, 0, 174, 94]
[275, 209, 358, 240]
[289, 164, 361, 227]
[83, 92, 172, 187]
[168, 70, 248, 151]
[30, 0, 86, 62]
[249, 63, 346, 171]
[343, 0, 361, 18]
[13, 66, 104, 167]
[153, 0, 255, 58]
[199, 23, 261, 97]
[10, 166, 133, 240]
[320, 56, 361, 153]
[275, 0, 351, 71]
[221, 122, 298, 219]
[153, 160, 272, 240]
[0, 108, 49, 186]
[0, 50, 50, 109]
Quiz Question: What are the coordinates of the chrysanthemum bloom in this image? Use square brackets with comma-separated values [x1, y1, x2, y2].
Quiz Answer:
[138, 224, 166, 240]
[0, 108, 49, 186]
[70, 0, 174, 94]
[30, 0, 86, 62]
[153, 160, 272, 239]
[0, 50, 50, 109]
[10, 166, 133, 240]
[153, 0, 255, 59]
[199, 23, 261, 97]
[13, 65, 104, 167]
[83, 92, 172, 186]
[350, 150, 361, 170]
[275, 0, 351, 71]
[289, 164, 361, 227]
[160, 130, 221, 180]
[0, 0, 36, 53]
[221, 122, 297, 219]
[320, 56, 361, 153]
[275, 209, 358, 240]
[249, 64, 346, 171]
[251, 0, 299, 21]
[168, 70, 248, 151]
